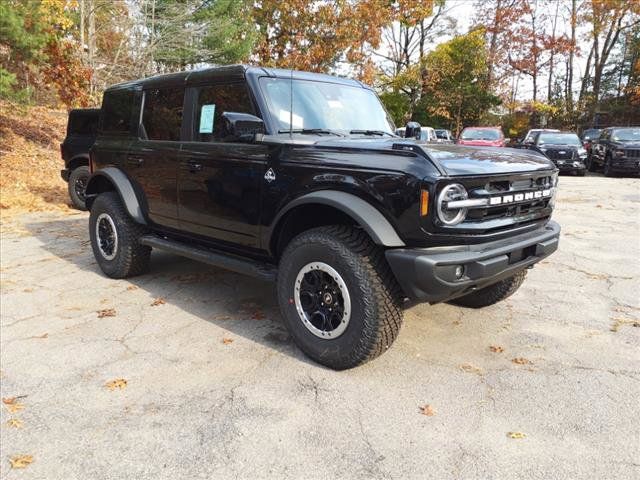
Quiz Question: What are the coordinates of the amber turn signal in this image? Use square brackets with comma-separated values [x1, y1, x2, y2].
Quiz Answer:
[420, 189, 429, 216]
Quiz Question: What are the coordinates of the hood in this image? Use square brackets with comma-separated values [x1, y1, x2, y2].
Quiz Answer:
[421, 144, 554, 175]
[612, 141, 640, 149]
[268, 135, 555, 176]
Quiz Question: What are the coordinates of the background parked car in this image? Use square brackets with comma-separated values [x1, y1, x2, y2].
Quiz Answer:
[520, 131, 587, 176]
[580, 128, 602, 156]
[419, 126, 438, 142]
[434, 129, 454, 143]
[589, 126, 640, 176]
[60, 108, 100, 209]
[457, 126, 505, 147]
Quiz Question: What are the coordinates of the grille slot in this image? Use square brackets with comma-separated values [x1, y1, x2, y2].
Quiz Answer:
[625, 149, 640, 158]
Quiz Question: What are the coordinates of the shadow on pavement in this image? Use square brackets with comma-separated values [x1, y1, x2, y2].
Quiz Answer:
[25, 215, 322, 366]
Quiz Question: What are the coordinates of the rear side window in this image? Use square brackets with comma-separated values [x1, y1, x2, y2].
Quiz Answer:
[194, 83, 254, 142]
[101, 89, 134, 134]
[142, 88, 185, 141]
[68, 112, 98, 135]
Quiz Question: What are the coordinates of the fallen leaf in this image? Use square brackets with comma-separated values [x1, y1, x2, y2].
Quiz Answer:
[6, 403, 25, 414]
[9, 454, 33, 469]
[489, 345, 504, 353]
[126, 285, 138, 291]
[459, 363, 483, 375]
[419, 404, 436, 416]
[6, 418, 23, 429]
[34, 333, 48, 339]
[252, 310, 266, 320]
[222, 338, 234, 345]
[97, 308, 116, 318]
[2, 397, 16, 405]
[105, 378, 127, 390]
[507, 431, 526, 439]
[512, 357, 532, 365]
[151, 297, 166, 306]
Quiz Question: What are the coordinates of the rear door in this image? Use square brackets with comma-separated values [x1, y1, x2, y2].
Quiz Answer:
[178, 82, 268, 248]
[126, 86, 185, 229]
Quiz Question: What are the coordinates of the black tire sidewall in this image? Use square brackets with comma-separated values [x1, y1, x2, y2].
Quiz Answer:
[68, 166, 90, 210]
[277, 236, 377, 367]
[89, 192, 134, 278]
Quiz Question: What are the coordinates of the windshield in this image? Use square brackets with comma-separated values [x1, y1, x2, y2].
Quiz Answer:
[612, 128, 640, 142]
[435, 130, 448, 139]
[582, 129, 601, 140]
[537, 133, 581, 146]
[259, 77, 394, 134]
[460, 128, 502, 140]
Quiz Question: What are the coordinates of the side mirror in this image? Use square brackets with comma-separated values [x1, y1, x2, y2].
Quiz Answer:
[220, 112, 265, 142]
[405, 121, 421, 140]
[524, 138, 534, 145]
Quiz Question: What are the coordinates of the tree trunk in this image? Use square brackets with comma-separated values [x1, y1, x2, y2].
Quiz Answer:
[567, 0, 576, 112]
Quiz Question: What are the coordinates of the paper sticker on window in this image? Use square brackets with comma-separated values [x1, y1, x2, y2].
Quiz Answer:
[199, 104, 215, 133]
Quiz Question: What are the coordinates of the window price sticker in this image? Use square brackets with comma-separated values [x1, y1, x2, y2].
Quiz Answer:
[199, 104, 215, 133]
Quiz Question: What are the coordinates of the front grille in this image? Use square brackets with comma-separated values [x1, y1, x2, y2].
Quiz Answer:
[436, 171, 556, 236]
[625, 149, 640, 158]
[544, 149, 575, 160]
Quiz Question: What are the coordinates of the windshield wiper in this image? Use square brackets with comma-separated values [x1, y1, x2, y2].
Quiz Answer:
[278, 128, 343, 136]
[349, 129, 395, 137]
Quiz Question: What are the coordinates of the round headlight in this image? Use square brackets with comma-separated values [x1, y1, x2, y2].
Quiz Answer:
[437, 183, 468, 225]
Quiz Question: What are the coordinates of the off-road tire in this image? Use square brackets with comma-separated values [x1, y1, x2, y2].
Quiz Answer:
[89, 191, 151, 278]
[449, 270, 527, 309]
[68, 165, 90, 210]
[277, 226, 404, 370]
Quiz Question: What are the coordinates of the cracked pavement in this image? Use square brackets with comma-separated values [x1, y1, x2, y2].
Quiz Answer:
[1, 174, 639, 479]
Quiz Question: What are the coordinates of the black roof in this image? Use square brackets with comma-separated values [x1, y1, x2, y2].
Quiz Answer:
[106, 64, 367, 92]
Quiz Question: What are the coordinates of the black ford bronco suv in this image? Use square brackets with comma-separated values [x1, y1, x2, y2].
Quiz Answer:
[85, 65, 561, 369]
[60, 108, 100, 209]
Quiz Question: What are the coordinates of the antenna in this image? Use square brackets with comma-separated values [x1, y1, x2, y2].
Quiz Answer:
[289, 68, 293, 139]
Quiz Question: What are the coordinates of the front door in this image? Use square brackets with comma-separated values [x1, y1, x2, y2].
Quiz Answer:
[126, 86, 185, 229]
[178, 82, 268, 248]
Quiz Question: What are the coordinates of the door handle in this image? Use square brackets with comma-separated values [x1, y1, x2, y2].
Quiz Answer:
[188, 161, 203, 173]
[127, 155, 144, 166]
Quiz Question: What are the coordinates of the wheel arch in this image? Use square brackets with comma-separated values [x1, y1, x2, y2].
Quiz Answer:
[84, 167, 146, 224]
[67, 155, 89, 171]
[269, 191, 405, 258]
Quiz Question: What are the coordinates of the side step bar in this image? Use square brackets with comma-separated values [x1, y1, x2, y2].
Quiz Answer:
[139, 235, 277, 282]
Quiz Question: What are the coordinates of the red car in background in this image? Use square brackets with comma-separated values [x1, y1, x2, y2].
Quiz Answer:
[457, 127, 506, 147]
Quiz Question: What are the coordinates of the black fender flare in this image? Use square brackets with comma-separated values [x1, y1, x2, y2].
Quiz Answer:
[84, 167, 146, 225]
[271, 190, 405, 247]
[67, 154, 90, 170]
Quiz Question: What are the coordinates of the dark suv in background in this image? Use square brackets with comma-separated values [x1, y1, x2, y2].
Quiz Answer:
[588, 127, 640, 176]
[83, 65, 561, 369]
[60, 108, 100, 209]
[520, 131, 587, 176]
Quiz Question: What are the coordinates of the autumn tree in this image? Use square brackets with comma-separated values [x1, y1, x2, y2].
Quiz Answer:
[416, 30, 501, 134]
[579, 0, 640, 123]
[253, 0, 396, 83]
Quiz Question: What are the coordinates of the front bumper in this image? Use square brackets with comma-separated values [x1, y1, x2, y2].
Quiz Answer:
[610, 157, 640, 173]
[61, 169, 70, 182]
[554, 159, 586, 172]
[386, 220, 560, 303]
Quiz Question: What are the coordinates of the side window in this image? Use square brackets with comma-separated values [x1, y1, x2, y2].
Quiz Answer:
[101, 89, 134, 134]
[194, 83, 254, 142]
[69, 112, 98, 135]
[142, 88, 185, 141]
